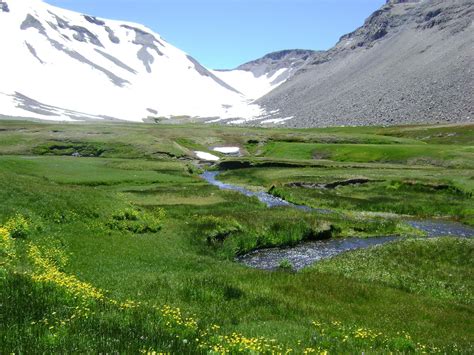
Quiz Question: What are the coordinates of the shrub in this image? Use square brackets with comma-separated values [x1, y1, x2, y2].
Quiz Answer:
[107, 208, 165, 234]
[112, 208, 140, 221]
[138, 208, 166, 233]
[4, 214, 30, 239]
[278, 259, 294, 271]
[306, 220, 338, 240]
[195, 216, 242, 245]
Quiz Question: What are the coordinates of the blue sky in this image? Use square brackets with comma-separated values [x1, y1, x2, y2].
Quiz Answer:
[44, 0, 385, 69]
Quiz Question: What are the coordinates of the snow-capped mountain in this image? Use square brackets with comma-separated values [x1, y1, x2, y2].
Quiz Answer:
[0, 0, 265, 122]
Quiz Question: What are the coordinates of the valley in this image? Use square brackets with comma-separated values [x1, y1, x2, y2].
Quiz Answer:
[1, 121, 473, 353]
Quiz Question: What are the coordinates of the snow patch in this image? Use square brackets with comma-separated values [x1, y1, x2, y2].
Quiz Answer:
[195, 151, 220, 161]
[211, 68, 288, 100]
[261, 116, 294, 124]
[213, 147, 240, 154]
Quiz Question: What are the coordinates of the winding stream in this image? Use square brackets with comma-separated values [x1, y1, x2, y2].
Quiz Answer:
[201, 171, 293, 208]
[201, 171, 474, 270]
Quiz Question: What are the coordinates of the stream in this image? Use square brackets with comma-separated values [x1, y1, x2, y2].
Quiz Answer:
[201, 171, 474, 271]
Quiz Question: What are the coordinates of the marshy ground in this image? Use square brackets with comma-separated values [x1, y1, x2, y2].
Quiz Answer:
[0, 121, 473, 353]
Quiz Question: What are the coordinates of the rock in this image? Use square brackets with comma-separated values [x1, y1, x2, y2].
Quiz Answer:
[0, 1, 9, 12]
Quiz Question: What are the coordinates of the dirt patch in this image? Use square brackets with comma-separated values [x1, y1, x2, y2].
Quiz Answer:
[32, 140, 141, 158]
[218, 160, 323, 170]
[287, 178, 383, 189]
[399, 180, 469, 196]
[33, 141, 105, 157]
[313, 151, 331, 160]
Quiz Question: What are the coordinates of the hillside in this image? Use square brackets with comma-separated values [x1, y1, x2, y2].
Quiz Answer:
[258, 0, 474, 127]
[212, 49, 315, 100]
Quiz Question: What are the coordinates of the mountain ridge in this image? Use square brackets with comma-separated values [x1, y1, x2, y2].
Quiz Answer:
[211, 49, 315, 101]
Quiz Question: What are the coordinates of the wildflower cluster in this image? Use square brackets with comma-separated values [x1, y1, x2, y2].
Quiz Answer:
[27, 244, 105, 300]
[158, 305, 198, 333]
[28, 237, 453, 354]
[0, 227, 15, 270]
[310, 320, 440, 353]
[15, 220, 462, 354]
[26, 243, 206, 347]
[30, 303, 96, 335]
[201, 330, 287, 354]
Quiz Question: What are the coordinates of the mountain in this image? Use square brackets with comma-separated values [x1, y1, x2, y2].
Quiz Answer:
[258, 0, 474, 127]
[1, 0, 472, 126]
[0, 0, 263, 122]
[212, 50, 315, 100]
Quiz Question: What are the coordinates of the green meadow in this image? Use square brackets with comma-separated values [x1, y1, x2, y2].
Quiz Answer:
[1, 121, 473, 353]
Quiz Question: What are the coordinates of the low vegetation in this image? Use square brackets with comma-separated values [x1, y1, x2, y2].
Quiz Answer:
[191, 211, 421, 259]
[312, 238, 474, 305]
[1, 121, 472, 352]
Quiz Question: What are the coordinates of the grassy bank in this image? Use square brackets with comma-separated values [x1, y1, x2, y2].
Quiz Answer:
[312, 238, 474, 305]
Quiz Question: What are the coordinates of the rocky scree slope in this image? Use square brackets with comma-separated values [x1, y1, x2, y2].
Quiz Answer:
[258, 0, 474, 127]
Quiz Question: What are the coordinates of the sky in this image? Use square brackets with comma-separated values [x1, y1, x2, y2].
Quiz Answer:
[44, 0, 386, 69]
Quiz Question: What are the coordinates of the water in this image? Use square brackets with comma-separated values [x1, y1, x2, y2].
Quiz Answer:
[406, 220, 474, 238]
[201, 171, 292, 208]
[201, 171, 474, 270]
[238, 236, 399, 271]
[201, 171, 325, 213]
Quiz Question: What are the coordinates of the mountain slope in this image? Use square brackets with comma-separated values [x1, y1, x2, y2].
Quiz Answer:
[258, 0, 474, 127]
[212, 50, 315, 100]
[0, 0, 263, 122]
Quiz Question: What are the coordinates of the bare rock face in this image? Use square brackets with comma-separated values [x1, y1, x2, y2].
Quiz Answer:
[386, 0, 420, 4]
[83, 15, 105, 26]
[258, 0, 474, 127]
[236, 49, 317, 79]
[0, 1, 9, 12]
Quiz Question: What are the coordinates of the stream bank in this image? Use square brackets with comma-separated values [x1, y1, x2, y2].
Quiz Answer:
[201, 171, 474, 270]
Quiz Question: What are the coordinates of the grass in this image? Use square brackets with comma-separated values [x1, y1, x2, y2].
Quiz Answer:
[312, 238, 474, 305]
[261, 141, 474, 168]
[1, 121, 473, 353]
[219, 164, 474, 225]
